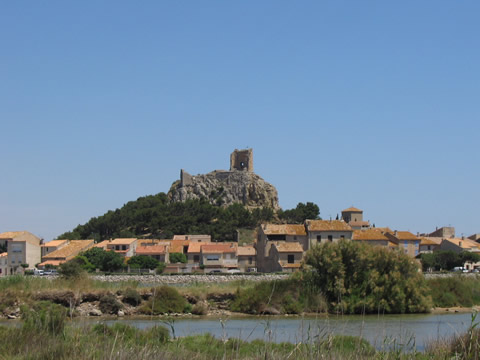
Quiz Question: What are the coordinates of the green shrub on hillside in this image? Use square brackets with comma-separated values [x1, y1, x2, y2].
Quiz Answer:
[99, 294, 123, 314]
[303, 240, 432, 314]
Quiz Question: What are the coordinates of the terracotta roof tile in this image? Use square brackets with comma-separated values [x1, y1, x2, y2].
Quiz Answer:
[274, 242, 304, 253]
[420, 237, 442, 246]
[342, 207, 363, 213]
[306, 220, 352, 232]
[41, 240, 68, 248]
[187, 242, 209, 253]
[261, 224, 307, 236]
[237, 245, 256, 256]
[109, 238, 137, 245]
[201, 244, 237, 254]
[349, 221, 370, 227]
[38, 260, 64, 267]
[387, 231, 419, 241]
[0, 231, 27, 239]
[0, 252, 7, 258]
[43, 240, 94, 260]
[443, 238, 480, 250]
[353, 229, 389, 241]
[135, 245, 166, 255]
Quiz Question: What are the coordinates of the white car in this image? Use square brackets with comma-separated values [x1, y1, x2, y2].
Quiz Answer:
[33, 269, 44, 276]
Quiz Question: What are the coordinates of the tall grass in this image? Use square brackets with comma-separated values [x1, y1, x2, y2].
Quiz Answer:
[427, 276, 480, 308]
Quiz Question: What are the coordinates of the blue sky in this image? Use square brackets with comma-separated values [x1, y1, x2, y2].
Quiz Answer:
[1, 1, 479, 241]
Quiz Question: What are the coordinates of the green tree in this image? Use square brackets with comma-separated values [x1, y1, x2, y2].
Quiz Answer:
[303, 240, 431, 314]
[81, 247, 126, 272]
[278, 202, 320, 223]
[128, 255, 159, 270]
[58, 260, 86, 279]
[169, 253, 187, 264]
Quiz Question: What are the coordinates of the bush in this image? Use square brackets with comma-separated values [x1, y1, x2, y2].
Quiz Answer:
[128, 255, 159, 270]
[122, 288, 142, 307]
[169, 253, 187, 264]
[99, 294, 123, 314]
[21, 301, 67, 335]
[303, 240, 432, 314]
[156, 262, 166, 274]
[428, 276, 480, 307]
[92, 323, 169, 344]
[58, 260, 86, 279]
[192, 301, 208, 315]
[139, 286, 187, 315]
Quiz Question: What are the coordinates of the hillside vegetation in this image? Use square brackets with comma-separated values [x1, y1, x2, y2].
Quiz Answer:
[57, 192, 320, 242]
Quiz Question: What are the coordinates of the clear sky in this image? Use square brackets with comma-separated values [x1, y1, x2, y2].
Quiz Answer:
[1, 1, 479, 241]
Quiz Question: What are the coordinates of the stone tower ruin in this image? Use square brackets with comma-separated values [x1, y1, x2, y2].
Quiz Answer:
[230, 148, 253, 172]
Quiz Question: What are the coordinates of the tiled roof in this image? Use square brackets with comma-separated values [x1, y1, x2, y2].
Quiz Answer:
[201, 244, 237, 254]
[262, 224, 307, 236]
[237, 245, 256, 256]
[173, 235, 211, 241]
[353, 229, 389, 241]
[39, 260, 64, 267]
[375, 227, 393, 233]
[443, 238, 480, 250]
[305, 220, 352, 232]
[43, 240, 94, 260]
[349, 221, 370, 227]
[94, 240, 110, 249]
[135, 245, 166, 255]
[387, 231, 419, 241]
[342, 207, 363, 213]
[274, 242, 304, 253]
[187, 242, 209, 253]
[109, 238, 137, 245]
[0, 231, 27, 239]
[420, 237, 442, 246]
[41, 240, 68, 248]
[0, 252, 7, 258]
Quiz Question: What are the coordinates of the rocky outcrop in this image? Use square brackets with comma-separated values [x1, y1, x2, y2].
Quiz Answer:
[168, 169, 280, 210]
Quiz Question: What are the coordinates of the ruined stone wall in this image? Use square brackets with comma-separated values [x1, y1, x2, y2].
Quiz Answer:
[230, 149, 253, 172]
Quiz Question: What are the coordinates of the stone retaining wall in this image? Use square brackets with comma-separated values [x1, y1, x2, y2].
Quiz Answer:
[92, 274, 289, 284]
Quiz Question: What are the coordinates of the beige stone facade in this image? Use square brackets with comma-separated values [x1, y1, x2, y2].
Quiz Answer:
[305, 220, 353, 248]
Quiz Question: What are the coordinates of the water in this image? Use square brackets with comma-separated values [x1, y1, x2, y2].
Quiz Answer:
[70, 312, 474, 351]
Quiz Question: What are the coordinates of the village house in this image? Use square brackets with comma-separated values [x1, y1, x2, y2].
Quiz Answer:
[106, 238, 138, 257]
[39, 240, 94, 268]
[237, 245, 256, 272]
[341, 207, 370, 230]
[418, 237, 442, 254]
[1, 231, 42, 274]
[186, 242, 208, 265]
[173, 234, 211, 243]
[0, 253, 7, 277]
[135, 244, 168, 263]
[440, 237, 480, 253]
[305, 220, 353, 248]
[268, 242, 304, 273]
[384, 231, 421, 257]
[352, 228, 397, 249]
[41, 239, 68, 258]
[201, 243, 237, 273]
[256, 224, 307, 273]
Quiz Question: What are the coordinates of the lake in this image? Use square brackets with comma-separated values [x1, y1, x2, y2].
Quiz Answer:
[69, 312, 476, 351]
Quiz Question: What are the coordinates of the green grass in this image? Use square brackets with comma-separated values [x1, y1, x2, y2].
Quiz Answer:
[427, 276, 480, 308]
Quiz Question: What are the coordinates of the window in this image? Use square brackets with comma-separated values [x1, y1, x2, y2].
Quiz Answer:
[294, 236, 297, 240]
[248, 257, 253, 264]
[427, 245, 431, 251]
[194, 255, 200, 262]
[316, 235, 321, 241]
[288, 255, 294, 264]
[340, 235, 345, 241]
[122, 245, 127, 251]
[206, 255, 220, 261]
[328, 235, 333, 242]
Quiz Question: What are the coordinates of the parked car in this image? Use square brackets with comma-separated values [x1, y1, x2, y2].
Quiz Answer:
[44, 269, 58, 276]
[227, 269, 241, 274]
[33, 269, 44, 276]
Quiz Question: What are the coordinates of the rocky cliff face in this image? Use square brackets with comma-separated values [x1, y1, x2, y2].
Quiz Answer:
[168, 169, 280, 210]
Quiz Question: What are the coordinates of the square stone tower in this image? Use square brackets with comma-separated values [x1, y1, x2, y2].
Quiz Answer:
[230, 149, 253, 172]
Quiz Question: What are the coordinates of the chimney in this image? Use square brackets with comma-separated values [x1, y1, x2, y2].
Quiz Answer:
[394, 230, 398, 236]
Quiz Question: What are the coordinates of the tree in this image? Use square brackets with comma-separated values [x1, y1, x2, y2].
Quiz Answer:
[58, 260, 85, 279]
[128, 255, 159, 270]
[169, 253, 187, 264]
[303, 240, 431, 314]
[278, 202, 321, 223]
[81, 247, 126, 272]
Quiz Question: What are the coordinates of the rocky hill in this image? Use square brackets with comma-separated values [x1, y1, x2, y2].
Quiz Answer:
[168, 169, 280, 210]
